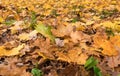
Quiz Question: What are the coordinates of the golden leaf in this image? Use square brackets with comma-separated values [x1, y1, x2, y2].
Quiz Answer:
[101, 21, 120, 31]
[0, 44, 24, 56]
[36, 50, 55, 60]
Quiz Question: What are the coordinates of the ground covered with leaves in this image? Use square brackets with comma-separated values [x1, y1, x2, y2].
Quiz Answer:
[0, 0, 120, 76]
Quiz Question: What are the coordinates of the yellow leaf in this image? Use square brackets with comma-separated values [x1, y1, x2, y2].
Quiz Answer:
[0, 17, 4, 23]
[18, 30, 38, 41]
[0, 44, 24, 56]
[18, 33, 29, 40]
[10, 25, 20, 34]
[36, 50, 55, 60]
[101, 21, 120, 31]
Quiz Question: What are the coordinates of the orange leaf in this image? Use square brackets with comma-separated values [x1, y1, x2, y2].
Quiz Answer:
[110, 35, 120, 48]
[93, 34, 118, 56]
[57, 48, 88, 65]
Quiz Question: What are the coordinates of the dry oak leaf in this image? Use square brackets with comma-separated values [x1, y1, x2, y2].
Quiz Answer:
[0, 57, 31, 76]
[106, 46, 120, 68]
[105, 36, 120, 67]
[33, 38, 55, 60]
[0, 64, 31, 76]
[0, 44, 24, 56]
[70, 31, 90, 43]
[57, 48, 88, 65]
[107, 56, 120, 68]
[93, 34, 118, 56]
[51, 25, 74, 37]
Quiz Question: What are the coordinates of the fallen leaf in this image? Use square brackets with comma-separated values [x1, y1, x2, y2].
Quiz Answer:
[13, 21, 23, 26]
[100, 21, 120, 31]
[0, 17, 4, 23]
[51, 24, 74, 37]
[18, 33, 29, 41]
[106, 47, 120, 68]
[57, 47, 88, 65]
[93, 32, 118, 56]
[55, 38, 64, 47]
[70, 31, 90, 43]
[107, 56, 120, 68]
[110, 35, 120, 48]
[0, 58, 31, 76]
[10, 24, 21, 34]
[18, 30, 38, 41]
[0, 44, 24, 56]
[35, 23, 55, 42]
[33, 38, 55, 60]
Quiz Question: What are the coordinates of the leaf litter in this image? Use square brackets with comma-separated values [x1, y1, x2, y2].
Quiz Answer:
[0, 0, 120, 76]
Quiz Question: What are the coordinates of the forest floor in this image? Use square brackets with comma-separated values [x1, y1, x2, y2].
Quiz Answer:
[0, 0, 120, 76]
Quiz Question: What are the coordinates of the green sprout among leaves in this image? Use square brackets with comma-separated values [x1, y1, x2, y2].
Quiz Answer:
[100, 9, 118, 19]
[84, 56, 102, 76]
[30, 11, 37, 29]
[31, 68, 43, 76]
[3, 19, 16, 26]
[71, 18, 78, 23]
[105, 28, 114, 39]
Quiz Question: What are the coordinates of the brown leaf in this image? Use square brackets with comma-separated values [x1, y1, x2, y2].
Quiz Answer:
[70, 31, 90, 43]
[52, 25, 74, 37]
[106, 47, 120, 68]
[0, 57, 31, 76]
[34, 38, 55, 59]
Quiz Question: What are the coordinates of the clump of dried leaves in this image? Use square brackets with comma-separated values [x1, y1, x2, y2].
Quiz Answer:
[0, 0, 120, 76]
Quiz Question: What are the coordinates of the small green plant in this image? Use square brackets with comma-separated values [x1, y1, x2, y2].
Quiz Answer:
[93, 66, 102, 76]
[100, 9, 118, 19]
[51, 9, 59, 16]
[31, 68, 43, 76]
[3, 19, 16, 26]
[71, 18, 78, 23]
[118, 74, 120, 76]
[84, 56, 102, 76]
[30, 11, 37, 29]
[105, 28, 114, 39]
